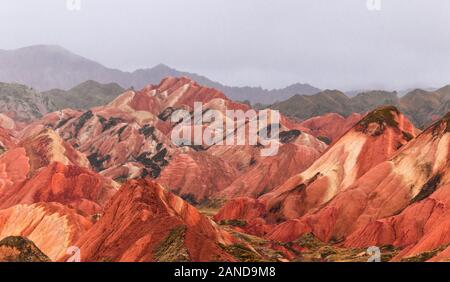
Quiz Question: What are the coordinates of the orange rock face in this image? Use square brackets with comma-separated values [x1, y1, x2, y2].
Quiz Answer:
[0, 162, 117, 215]
[216, 108, 414, 232]
[0, 129, 117, 215]
[214, 197, 267, 223]
[20, 78, 252, 185]
[340, 116, 450, 260]
[18, 77, 328, 206]
[0, 113, 16, 131]
[263, 107, 416, 223]
[0, 202, 91, 261]
[19, 128, 90, 172]
[0, 126, 16, 152]
[267, 110, 450, 246]
[213, 197, 274, 237]
[216, 136, 325, 200]
[216, 106, 418, 239]
[157, 150, 238, 204]
[76, 179, 236, 262]
[128, 77, 238, 114]
[300, 113, 362, 144]
[19, 98, 173, 181]
[0, 147, 29, 192]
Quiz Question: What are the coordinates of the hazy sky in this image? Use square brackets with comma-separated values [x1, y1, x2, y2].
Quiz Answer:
[0, 0, 449, 91]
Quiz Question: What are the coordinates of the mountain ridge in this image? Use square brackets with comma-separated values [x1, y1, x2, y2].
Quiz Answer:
[271, 86, 450, 128]
[0, 45, 320, 104]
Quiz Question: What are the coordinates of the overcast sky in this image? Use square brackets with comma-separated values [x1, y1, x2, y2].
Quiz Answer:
[0, 0, 449, 91]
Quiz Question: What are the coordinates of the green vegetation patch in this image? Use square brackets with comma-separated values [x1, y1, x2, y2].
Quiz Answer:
[219, 243, 263, 262]
[0, 236, 51, 262]
[219, 219, 247, 227]
[411, 174, 442, 203]
[153, 225, 190, 262]
[356, 106, 400, 133]
[317, 136, 331, 145]
[402, 131, 414, 141]
[430, 112, 450, 136]
[294, 233, 325, 251]
[401, 244, 450, 262]
[292, 234, 399, 262]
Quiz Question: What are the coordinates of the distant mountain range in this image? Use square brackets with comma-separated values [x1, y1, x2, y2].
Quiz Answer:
[0, 45, 320, 104]
[0, 82, 53, 122]
[270, 90, 398, 120]
[1, 77, 450, 129]
[42, 80, 125, 110]
[271, 86, 450, 128]
[0, 80, 126, 121]
[2, 45, 450, 129]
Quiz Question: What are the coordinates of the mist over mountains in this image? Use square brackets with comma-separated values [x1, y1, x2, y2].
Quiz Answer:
[2, 44, 450, 129]
[0, 45, 320, 104]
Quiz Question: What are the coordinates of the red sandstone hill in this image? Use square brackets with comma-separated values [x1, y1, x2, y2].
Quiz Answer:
[262, 106, 416, 222]
[0, 114, 17, 152]
[17, 77, 249, 182]
[0, 162, 117, 216]
[197, 111, 343, 201]
[19, 99, 174, 181]
[0, 129, 118, 215]
[267, 109, 450, 245]
[19, 128, 90, 171]
[173, 124, 326, 205]
[0, 127, 16, 153]
[156, 150, 239, 204]
[0, 202, 91, 261]
[215, 106, 417, 237]
[0, 113, 16, 131]
[74, 179, 238, 262]
[299, 113, 363, 144]
[339, 113, 450, 261]
[120, 76, 249, 115]
[215, 132, 326, 200]
[17, 77, 327, 206]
